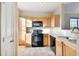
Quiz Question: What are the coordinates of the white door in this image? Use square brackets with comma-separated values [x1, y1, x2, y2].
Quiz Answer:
[1, 2, 17, 56]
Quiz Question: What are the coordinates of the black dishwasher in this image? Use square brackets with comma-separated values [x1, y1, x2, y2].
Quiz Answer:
[50, 36, 56, 47]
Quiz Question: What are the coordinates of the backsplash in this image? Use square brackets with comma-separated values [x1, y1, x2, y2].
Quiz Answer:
[50, 27, 63, 36]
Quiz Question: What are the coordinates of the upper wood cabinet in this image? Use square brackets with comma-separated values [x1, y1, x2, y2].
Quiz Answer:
[26, 19, 32, 27]
[51, 15, 60, 27]
[43, 18, 51, 27]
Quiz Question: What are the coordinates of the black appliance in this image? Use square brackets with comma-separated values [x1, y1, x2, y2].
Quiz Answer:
[32, 21, 43, 47]
[50, 36, 56, 47]
[32, 21, 43, 27]
[32, 30, 43, 47]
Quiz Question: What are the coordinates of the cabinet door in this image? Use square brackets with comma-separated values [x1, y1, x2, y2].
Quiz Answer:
[55, 15, 60, 27]
[51, 16, 55, 27]
[51, 15, 60, 27]
[69, 47, 76, 56]
[56, 40, 62, 56]
[26, 34, 32, 47]
[43, 34, 48, 46]
[26, 19, 32, 27]
[43, 18, 50, 27]
[65, 44, 76, 56]
[65, 44, 70, 56]
[62, 43, 66, 56]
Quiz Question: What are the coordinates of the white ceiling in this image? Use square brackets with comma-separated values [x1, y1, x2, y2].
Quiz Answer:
[18, 2, 61, 13]
[17, 2, 70, 17]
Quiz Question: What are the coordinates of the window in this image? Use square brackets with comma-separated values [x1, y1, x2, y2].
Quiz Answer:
[70, 17, 79, 29]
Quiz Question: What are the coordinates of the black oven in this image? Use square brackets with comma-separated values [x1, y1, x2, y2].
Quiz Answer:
[32, 32, 43, 47]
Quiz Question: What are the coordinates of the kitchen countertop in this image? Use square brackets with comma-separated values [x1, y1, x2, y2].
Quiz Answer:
[50, 34, 76, 50]
[56, 37, 76, 49]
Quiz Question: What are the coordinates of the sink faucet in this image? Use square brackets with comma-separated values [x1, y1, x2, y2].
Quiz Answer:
[72, 27, 79, 31]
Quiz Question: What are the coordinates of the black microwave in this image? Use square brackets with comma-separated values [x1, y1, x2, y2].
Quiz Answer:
[32, 21, 43, 27]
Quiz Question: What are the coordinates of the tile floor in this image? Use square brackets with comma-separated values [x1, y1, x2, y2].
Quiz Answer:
[17, 46, 55, 56]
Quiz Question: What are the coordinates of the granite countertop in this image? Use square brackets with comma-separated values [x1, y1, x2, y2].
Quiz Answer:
[56, 37, 76, 49]
[50, 34, 77, 49]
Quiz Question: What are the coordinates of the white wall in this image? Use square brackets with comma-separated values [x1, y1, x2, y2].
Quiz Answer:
[53, 5, 61, 15]
[63, 13, 79, 29]
[61, 3, 79, 29]
[19, 10, 51, 18]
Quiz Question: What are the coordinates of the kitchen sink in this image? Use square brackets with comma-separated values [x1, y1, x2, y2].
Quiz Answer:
[58, 36, 77, 44]
[58, 36, 76, 40]
[58, 36, 69, 39]
[68, 39, 76, 44]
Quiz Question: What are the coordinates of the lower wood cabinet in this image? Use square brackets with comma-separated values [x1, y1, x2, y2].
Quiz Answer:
[43, 34, 49, 46]
[69, 47, 76, 56]
[25, 33, 32, 47]
[56, 39, 76, 56]
[63, 43, 76, 56]
[56, 39, 63, 56]
[62, 43, 70, 56]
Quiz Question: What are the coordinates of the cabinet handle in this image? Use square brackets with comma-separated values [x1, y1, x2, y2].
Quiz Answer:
[62, 42, 64, 56]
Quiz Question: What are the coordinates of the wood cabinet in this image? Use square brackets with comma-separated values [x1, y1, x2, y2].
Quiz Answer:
[26, 19, 32, 27]
[69, 47, 76, 56]
[56, 39, 76, 56]
[25, 33, 32, 47]
[43, 34, 49, 46]
[19, 39, 26, 46]
[63, 43, 76, 56]
[62, 42, 66, 56]
[62, 42, 70, 56]
[56, 39, 63, 56]
[51, 15, 60, 27]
